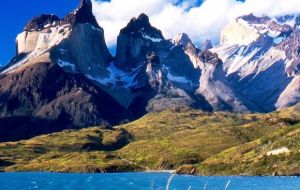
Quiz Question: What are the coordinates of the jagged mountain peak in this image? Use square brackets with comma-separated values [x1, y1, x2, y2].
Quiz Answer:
[74, 0, 99, 27]
[115, 13, 165, 71]
[221, 12, 294, 46]
[80, 0, 92, 7]
[124, 13, 151, 31]
[237, 13, 270, 24]
[172, 33, 192, 47]
[3, 0, 111, 76]
[24, 14, 61, 31]
[135, 13, 150, 24]
[23, 0, 100, 32]
[238, 13, 300, 29]
[120, 13, 164, 40]
[62, 0, 100, 28]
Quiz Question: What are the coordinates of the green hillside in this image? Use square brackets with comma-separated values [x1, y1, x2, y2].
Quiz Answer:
[197, 104, 300, 176]
[0, 104, 299, 175]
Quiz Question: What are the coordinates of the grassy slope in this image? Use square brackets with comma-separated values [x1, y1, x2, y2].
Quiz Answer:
[0, 104, 299, 175]
[197, 104, 300, 176]
[0, 128, 142, 172]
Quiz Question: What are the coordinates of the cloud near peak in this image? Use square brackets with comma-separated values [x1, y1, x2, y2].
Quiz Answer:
[92, 0, 300, 47]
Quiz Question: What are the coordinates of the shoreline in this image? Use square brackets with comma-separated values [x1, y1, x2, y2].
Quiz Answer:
[1, 170, 300, 177]
[144, 170, 176, 173]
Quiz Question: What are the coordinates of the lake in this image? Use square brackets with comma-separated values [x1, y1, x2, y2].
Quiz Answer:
[0, 172, 300, 190]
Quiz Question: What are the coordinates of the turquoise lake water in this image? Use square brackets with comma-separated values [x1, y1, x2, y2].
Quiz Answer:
[0, 172, 300, 190]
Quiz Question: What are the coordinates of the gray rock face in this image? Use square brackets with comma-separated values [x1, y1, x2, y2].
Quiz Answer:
[196, 50, 251, 112]
[144, 52, 200, 112]
[63, 0, 100, 28]
[51, 23, 112, 77]
[51, 0, 113, 78]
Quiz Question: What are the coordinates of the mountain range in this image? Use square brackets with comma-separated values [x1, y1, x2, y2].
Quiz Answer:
[0, 0, 299, 141]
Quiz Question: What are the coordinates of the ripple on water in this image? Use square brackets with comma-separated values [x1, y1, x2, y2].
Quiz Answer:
[0, 172, 300, 190]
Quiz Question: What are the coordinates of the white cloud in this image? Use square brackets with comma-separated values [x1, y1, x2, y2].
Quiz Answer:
[92, 0, 300, 47]
[230, 0, 300, 18]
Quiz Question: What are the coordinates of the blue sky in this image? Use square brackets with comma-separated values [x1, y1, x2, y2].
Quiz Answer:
[0, 0, 78, 65]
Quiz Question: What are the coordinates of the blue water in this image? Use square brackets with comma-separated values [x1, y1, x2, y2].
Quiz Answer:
[0, 172, 300, 190]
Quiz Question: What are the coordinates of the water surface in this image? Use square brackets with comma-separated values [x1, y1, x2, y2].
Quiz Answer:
[0, 172, 299, 190]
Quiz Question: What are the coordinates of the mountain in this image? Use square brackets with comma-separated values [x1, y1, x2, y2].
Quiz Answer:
[0, 0, 131, 142]
[213, 13, 300, 112]
[0, 0, 299, 141]
[111, 14, 249, 113]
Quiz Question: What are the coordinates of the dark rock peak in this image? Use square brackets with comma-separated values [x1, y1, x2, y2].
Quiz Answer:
[74, 0, 99, 26]
[80, 0, 92, 8]
[24, 0, 101, 31]
[136, 13, 150, 24]
[62, 0, 100, 28]
[201, 39, 213, 50]
[120, 13, 164, 39]
[237, 13, 270, 24]
[172, 33, 192, 47]
[24, 14, 61, 31]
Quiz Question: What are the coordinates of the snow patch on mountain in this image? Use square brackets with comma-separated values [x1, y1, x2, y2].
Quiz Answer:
[161, 65, 190, 84]
[167, 72, 189, 84]
[85, 62, 142, 88]
[57, 59, 77, 72]
[142, 33, 163, 42]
